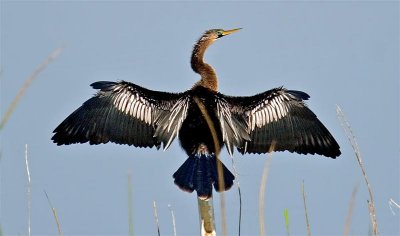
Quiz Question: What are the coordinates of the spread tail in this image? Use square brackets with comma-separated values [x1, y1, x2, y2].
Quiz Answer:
[173, 153, 235, 199]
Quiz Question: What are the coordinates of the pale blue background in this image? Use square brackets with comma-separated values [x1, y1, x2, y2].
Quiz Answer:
[1, 1, 399, 235]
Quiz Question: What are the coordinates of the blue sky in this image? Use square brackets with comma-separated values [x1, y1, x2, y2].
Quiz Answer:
[1, 1, 399, 235]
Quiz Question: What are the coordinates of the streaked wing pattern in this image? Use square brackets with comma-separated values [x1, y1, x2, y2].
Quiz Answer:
[217, 88, 341, 158]
[154, 96, 190, 150]
[215, 96, 250, 155]
[52, 81, 189, 149]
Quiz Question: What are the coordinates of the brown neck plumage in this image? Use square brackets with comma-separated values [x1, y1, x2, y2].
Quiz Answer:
[191, 38, 218, 91]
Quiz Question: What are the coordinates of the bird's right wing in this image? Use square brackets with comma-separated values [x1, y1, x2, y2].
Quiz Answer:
[52, 81, 190, 150]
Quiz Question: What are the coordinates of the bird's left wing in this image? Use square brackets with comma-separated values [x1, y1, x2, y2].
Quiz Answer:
[52, 81, 190, 150]
[215, 88, 340, 158]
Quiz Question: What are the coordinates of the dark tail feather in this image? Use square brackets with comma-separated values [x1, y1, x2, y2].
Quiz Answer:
[173, 153, 235, 199]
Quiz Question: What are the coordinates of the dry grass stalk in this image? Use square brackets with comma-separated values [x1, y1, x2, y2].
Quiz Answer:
[25, 144, 32, 236]
[258, 143, 275, 236]
[0, 47, 64, 130]
[388, 198, 400, 215]
[153, 201, 161, 236]
[193, 96, 226, 236]
[128, 173, 133, 236]
[336, 105, 378, 235]
[168, 204, 177, 236]
[44, 191, 62, 236]
[343, 184, 359, 236]
[229, 157, 242, 235]
[301, 181, 310, 236]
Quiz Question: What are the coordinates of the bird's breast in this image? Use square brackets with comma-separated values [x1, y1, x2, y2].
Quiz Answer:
[177, 93, 224, 155]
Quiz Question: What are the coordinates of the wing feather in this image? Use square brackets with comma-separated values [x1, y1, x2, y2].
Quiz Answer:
[216, 88, 340, 158]
[52, 81, 189, 149]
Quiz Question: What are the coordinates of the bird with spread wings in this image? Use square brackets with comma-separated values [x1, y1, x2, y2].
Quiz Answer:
[52, 28, 340, 199]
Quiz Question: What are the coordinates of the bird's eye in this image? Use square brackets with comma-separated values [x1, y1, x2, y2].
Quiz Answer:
[217, 30, 224, 38]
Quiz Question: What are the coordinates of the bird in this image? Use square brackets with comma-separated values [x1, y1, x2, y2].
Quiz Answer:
[52, 28, 341, 199]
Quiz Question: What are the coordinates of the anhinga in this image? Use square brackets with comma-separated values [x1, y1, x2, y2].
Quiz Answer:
[52, 28, 341, 199]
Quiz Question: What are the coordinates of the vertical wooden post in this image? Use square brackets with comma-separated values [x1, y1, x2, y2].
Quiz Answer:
[198, 197, 216, 236]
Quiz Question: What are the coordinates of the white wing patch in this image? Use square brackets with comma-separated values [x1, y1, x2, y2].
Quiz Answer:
[112, 88, 155, 125]
[110, 84, 190, 150]
[217, 99, 250, 156]
[154, 97, 190, 150]
[248, 91, 291, 131]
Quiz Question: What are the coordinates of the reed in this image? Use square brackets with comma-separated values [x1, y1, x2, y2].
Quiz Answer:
[258, 147, 274, 236]
[302, 181, 310, 236]
[128, 173, 134, 236]
[0, 47, 64, 130]
[343, 184, 359, 236]
[153, 201, 161, 236]
[25, 144, 32, 236]
[44, 191, 62, 236]
[337, 105, 378, 235]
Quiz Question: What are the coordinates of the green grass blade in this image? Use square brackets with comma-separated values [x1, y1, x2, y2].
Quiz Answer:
[284, 208, 290, 236]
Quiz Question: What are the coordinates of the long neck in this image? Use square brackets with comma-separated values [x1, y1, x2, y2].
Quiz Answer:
[191, 39, 218, 91]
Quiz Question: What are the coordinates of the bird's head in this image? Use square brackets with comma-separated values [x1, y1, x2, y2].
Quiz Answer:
[199, 28, 242, 43]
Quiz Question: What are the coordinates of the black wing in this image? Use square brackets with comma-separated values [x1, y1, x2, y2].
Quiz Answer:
[52, 81, 190, 149]
[216, 88, 341, 158]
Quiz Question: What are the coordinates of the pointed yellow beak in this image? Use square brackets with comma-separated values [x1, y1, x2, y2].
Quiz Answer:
[222, 28, 242, 36]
